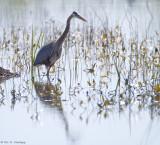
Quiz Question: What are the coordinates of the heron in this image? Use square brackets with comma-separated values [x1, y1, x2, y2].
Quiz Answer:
[33, 11, 87, 77]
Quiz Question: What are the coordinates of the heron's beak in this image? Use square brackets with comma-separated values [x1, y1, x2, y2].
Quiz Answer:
[78, 15, 87, 22]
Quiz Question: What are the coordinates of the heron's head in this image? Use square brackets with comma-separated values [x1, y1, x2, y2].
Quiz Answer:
[71, 11, 87, 22]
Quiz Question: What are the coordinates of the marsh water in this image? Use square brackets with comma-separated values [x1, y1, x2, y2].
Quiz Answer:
[0, 0, 160, 145]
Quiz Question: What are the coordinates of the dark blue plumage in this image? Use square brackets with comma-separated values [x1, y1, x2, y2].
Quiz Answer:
[33, 11, 86, 77]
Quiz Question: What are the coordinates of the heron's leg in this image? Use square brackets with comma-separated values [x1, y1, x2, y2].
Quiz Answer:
[47, 67, 51, 78]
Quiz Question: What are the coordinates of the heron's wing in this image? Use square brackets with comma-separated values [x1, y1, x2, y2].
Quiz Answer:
[34, 40, 57, 66]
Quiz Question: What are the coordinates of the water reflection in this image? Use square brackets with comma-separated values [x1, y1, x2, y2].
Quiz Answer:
[0, 0, 160, 144]
[33, 79, 76, 142]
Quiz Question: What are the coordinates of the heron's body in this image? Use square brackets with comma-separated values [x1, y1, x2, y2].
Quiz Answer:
[33, 11, 86, 77]
[34, 40, 58, 66]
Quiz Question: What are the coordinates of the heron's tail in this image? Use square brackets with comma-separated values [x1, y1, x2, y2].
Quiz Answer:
[33, 60, 39, 66]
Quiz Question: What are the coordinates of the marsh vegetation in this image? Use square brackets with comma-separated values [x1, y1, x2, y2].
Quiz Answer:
[0, 0, 160, 145]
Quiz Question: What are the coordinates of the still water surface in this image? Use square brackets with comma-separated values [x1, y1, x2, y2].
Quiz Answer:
[0, 0, 160, 145]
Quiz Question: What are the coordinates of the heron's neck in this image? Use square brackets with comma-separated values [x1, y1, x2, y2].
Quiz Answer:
[56, 15, 72, 46]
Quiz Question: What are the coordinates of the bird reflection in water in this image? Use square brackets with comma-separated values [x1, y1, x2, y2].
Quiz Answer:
[33, 79, 75, 142]
[34, 80, 63, 106]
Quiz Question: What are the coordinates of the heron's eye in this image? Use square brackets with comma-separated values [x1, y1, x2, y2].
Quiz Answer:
[73, 11, 78, 16]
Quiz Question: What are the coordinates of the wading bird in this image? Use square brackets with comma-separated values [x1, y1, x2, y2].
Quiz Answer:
[33, 11, 87, 77]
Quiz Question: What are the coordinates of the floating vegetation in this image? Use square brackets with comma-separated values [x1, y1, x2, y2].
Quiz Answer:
[0, 67, 20, 83]
[0, 12, 159, 120]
